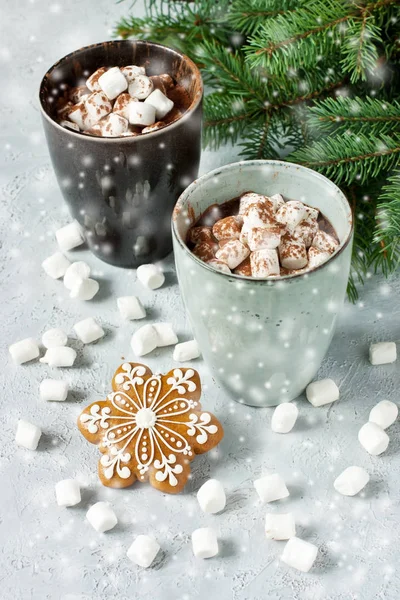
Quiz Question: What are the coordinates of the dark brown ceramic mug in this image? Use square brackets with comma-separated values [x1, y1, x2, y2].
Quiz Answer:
[39, 40, 203, 268]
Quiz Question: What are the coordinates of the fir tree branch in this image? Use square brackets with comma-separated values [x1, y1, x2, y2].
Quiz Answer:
[374, 171, 400, 272]
[203, 93, 261, 149]
[288, 132, 400, 185]
[228, 0, 302, 35]
[340, 15, 382, 83]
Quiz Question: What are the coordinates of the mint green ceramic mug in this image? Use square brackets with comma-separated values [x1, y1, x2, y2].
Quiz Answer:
[172, 160, 353, 407]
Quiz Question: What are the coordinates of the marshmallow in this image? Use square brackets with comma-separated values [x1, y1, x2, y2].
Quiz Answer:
[86, 67, 108, 92]
[153, 323, 178, 347]
[69, 86, 90, 103]
[70, 278, 99, 301]
[294, 220, 319, 247]
[158, 73, 174, 89]
[42, 328, 68, 349]
[271, 403, 299, 433]
[100, 113, 129, 137]
[269, 193, 285, 211]
[333, 466, 369, 496]
[369, 400, 398, 429]
[55, 479, 81, 507]
[197, 479, 226, 514]
[137, 264, 165, 290]
[86, 502, 117, 533]
[215, 240, 250, 270]
[193, 241, 217, 262]
[42, 252, 71, 279]
[121, 65, 146, 81]
[15, 419, 42, 450]
[254, 473, 289, 503]
[239, 192, 271, 216]
[173, 340, 200, 362]
[250, 248, 280, 277]
[312, 230, 338, 254]
[74, 317, 104, 344]
[276, 201, 306, 233]
[142, 121, 166, 134]
[145, 89, 174, 119]
[308, 245, 331, 269]
[303, 205, 319, 222]
[117, 296, 146, 320]
[56, 220, 85, 251]
[358, 422, 389, 455]
[113, 93, 135, 119]
[9, 338, 40, 364]
[40, 347, 77, 367]
[207, 259, 231, 274]
[234, 257, 252, 276]
[212, 216, 241, 241]
[128, 101, 156, 126]
[85, 91, 112, 121]
[68, 102, 97, 131]
[57, 101, 74, 120]
[60, 120, 80, 132]
[188, 226, 215, 245]
[127, 535, 160, 568]
[243, 201, 275, 229]
[306, 378, 339, 407]
[40, 379, 69, 402]
[98, 67, 128, 100]
[191, 527, 219, 559]
[369, 342, 397, 365]
[131, 324, 158, 356]
[265, 512, 296, 540]
[281, 537, 318, 572]
[128, 75, 154, 100]
[247, 226, 281, 250]
[63, 261, 91, 290]
[279, 237, 308, 270]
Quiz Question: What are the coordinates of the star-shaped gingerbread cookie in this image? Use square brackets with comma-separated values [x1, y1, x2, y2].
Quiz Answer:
[78, 362, 224, 494]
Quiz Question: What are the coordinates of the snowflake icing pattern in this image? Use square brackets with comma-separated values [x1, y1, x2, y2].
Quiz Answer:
[78, 362, 224, 493]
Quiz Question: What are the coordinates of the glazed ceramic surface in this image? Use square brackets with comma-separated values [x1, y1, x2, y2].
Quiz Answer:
[173, 160, 353, 406]
[39, 40, 203, 268]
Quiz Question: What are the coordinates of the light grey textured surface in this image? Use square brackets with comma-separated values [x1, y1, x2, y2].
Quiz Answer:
[1, 2, 399, 599]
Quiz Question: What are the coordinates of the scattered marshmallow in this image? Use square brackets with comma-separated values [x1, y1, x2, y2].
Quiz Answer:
[117, 296, 146, 320]
[269, 193, 285, 211]
[369, 342, 397, 366]
[153, 323, 178, 347]
[128, 75, 154, 100]
[279, 237, 308, 270]
[173, 340, 200, 362]
[63, 261, 91, 290]
[55, 479, 81, 507]
[56, 221, 85, 251]
[40, 347, 77, 367]
[128, 101, 156, 126]
[247, 226, 281, 251]
[42, 328, 68, 349]
[271, 403, 299, 433]
[212, 216, 241, 241]
[306, 378, 339, 407]
[121, 65, 146, 81]
[15, 419, 42, 450]
[136, 264, 165, 290]
[9, 338, 40, 364]
[73, 317, 104, 344]
[369, 400, 398, 429]
[216, 240, 250, 270]
[98, 67, 128, 100]
[358, 422, 389, 455]
[40, 379, 69, 402]
[86, 67, 108, 92]
[312, 230, 338, 254]
[239, 192, 270, 216]
[127, 534, 160, 568]
[308, 245, 331, 269]
[250, 248, 280, 277]
[281, 537, 318, 572]
[333, 466, 369, 496]
[276, 200, 306, 233]
[145, 89, 174, 119]
[191, 527, 219, 559]
[70, 278, 99, 301]
[131, 324, 158, 356]
[265, 512, 296, 540]
[254, 473, 289, 503]
[100, 113, 129, 137]
[206, 259, 231, 274]
[197, 479, 226, 514]
[42, 252, 71, 279]
[86, 502, 117, 533]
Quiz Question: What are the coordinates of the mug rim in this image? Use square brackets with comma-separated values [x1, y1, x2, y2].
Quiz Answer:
[172, 159, 354, 283]
[38, 39, 203, 142]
